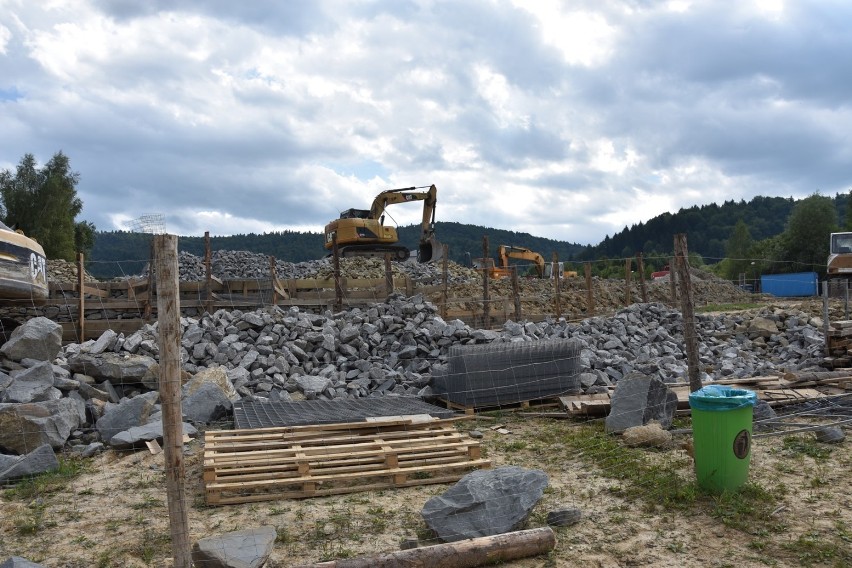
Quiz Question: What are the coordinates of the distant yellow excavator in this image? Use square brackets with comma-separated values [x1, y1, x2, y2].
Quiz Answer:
[473, 245, 570, 279]
[323, 184, 443, 262]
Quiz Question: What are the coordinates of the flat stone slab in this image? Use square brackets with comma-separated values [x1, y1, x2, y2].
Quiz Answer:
[191, 525, 276, 568]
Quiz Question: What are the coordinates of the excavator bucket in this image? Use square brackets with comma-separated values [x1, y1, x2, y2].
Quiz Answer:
[418, 236, 445, 263]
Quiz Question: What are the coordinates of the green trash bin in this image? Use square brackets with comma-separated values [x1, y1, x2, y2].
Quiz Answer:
[689, 385, 758, 493]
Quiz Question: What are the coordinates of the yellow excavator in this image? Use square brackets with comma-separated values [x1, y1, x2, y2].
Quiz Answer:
[323, 184, 444, 262]
[473, 245, 565, 279]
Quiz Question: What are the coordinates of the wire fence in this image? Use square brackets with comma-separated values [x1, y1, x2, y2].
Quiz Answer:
[1, 234, 851, 566]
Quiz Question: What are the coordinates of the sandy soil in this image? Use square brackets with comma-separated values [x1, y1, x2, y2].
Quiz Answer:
[1, 409, 850, 568]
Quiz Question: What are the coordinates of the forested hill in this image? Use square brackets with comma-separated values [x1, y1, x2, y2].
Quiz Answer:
[87, 223, 589, 279]
[579, 194, 850, 262]
[87, 192, 850, 279]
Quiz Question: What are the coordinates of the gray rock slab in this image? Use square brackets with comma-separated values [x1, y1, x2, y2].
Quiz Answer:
[294, 375, 330, 394]
[88, 329, 118, 355]
[96, 391, 159, 444]
[0, 317, 62, 362]
[605, 374, 678, 433]
[109, 421, 197, 449]
[190, 525, 277, 568]
[0, 557, 47, 568]
[2, 362, 59, 403]
[0, 444, 58, 482]
[546, 507, 582, 527]
[183, 381, 233, 424]
[421, 466, 548, 542]
[815, 426, 845, 444]
[66, 352, 159, 388]
[0, 398, 84, 453]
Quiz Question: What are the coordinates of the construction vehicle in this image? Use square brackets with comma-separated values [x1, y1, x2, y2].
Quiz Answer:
[472, 245, 565, 279]
[827, 232, 852, 292]
[323, 184, 443, 262]
[0, 221, 47, 301]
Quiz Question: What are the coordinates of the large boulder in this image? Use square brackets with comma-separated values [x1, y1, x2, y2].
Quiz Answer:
[191, 526, 277, 568]
[0, 317, 62, 362]
[67, 352, 160, 389]
[182, 366, 237, 400]
[1, 362, 60, 403]
[182, 382, 232, 424]
[96, 392, 159, 444]
[0, 398, 85, 454]
[0, 444, 59, 482]
[109, 421, 197, 449]
[605, 374, 679, 433]
[421, 466, 548, 542]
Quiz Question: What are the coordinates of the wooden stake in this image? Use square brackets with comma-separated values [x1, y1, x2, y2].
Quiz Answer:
[384, 253, 394, 297]
[669, 256, 677, 306]
[823, 280, 830, 357]
[636, 252, 648, 303]
[553, 252, 561, 318]
[270, 255, 278, 305]
[624, 257, 632, 306]
[584, 262, 594, 316]
[482, 236, 490, 329]
[153, 234, 191, 568]
[511, 265, 521, 320]
[204, 231, 212, 315]
[294, 527, 557, 568]
[333, 234, 342, 312]
[77, 252, 85, 341]
[674, 234, 701, 392]
[441, 243, 449, 320]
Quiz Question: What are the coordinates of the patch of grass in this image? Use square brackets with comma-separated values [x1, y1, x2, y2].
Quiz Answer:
[782, 435, 832, 461]
[783, 530, 852, 566]
[561, 422, 784, 536]
[3, 456, 91, 501]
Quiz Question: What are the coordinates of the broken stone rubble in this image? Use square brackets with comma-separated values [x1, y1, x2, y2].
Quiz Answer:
[0, 291, 828, 464]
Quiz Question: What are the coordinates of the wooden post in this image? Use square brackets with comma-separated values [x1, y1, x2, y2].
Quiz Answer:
[153, 235, 191, 568]
[674, 234, 702, 392]
[441, 244, 449, 319]
[293, 527, 557, 568]
[482, 236, 490, 329]
[77, 252, 85, 341]
[269, 255, 278, 305]
[669, 256, 677, 306]
[384, 253, 394, 297]
[824, 280, 830, 357]
[636, 252, 648, 303]
[584, 262, 594, 316]
[203, 231, 212, 314]
[553, 252, 561, 318]
[332, 235, 343, 312]
[624, 257, 632, 306]
[144, 239, 155, 321]
[511, 265, 522, 320]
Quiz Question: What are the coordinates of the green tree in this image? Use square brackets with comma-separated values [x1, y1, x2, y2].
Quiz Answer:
[722, 219, 754, 280]
[0, 151, 93, 260]
[781, 193, 837, 274]
[845, 190, 852, 230]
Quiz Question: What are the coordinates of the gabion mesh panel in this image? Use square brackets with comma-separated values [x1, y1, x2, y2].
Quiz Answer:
[430, 338, 582, 407]
[233, 397, 456, 429]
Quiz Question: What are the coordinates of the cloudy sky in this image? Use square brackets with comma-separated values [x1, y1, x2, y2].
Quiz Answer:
[1, 0, 851, 245]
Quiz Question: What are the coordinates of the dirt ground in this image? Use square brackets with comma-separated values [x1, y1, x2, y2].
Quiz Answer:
[1, 408, 850, 568]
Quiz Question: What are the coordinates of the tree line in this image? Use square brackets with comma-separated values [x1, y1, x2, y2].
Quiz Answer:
[0, 152, 95, 260]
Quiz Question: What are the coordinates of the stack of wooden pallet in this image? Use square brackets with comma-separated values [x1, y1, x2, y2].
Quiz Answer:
[824, 320, 852, 368]
[203, 417, 490, 505]
[558, 373, 851, 417]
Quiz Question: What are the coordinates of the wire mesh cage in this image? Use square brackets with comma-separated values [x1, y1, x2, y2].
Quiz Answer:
[127, 213, 166, 234]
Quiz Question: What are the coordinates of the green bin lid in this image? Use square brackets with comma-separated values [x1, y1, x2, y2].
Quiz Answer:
[688, 384, 757, 411]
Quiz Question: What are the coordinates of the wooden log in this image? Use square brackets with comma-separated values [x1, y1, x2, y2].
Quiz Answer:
[482, 236, 490, 329]
[441, 243, 449, 319]
[674, 234, 701, 392]
[553, 252, 561, 318]
[76, 252, 85, 342]
[293, 527, 556, 568]
[636, 252, 648, 303]
[584, 262, 594, 316]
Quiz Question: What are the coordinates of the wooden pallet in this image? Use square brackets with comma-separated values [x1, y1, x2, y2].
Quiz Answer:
[558, 375, 841, 417]
[203, 418, 490, 505]
[434, 397, 561, 415]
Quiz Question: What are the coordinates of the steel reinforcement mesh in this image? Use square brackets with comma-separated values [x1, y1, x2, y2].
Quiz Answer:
[233, 397, 456, 429]
[430, 338, 582, 407]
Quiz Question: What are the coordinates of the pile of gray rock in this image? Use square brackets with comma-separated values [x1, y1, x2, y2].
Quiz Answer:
[0, 294, 826, 474]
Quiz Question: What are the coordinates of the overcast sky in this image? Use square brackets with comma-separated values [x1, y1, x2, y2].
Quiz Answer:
[2, 0, 851, 245]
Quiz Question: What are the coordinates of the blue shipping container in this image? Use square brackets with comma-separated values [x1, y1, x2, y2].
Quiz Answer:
[760, 272, 818, 297]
